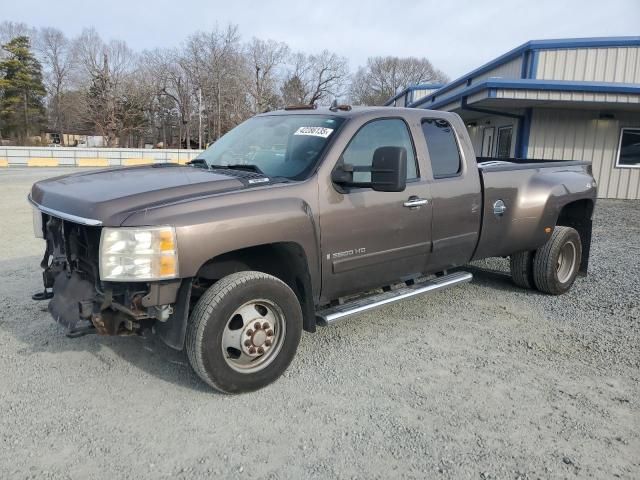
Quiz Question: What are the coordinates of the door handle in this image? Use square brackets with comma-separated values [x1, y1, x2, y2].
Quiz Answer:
[403, 197, 428, 208]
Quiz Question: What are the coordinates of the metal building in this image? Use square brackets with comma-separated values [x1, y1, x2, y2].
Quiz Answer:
[384, 83, 444, 107]
[397, 37, 640, 199]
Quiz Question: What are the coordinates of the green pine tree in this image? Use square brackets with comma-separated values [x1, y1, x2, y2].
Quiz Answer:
[0, 36, 47, 143]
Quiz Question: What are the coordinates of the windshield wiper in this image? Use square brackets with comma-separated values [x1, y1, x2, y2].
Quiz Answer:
[212, 164, 265, 175]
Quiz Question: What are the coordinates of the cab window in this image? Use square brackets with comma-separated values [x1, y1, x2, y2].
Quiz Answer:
[421, 118, 462, 178]
[341, 119, 418, 182]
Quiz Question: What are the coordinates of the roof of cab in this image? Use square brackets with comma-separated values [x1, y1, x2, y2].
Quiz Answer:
[259, 106, 447, 119]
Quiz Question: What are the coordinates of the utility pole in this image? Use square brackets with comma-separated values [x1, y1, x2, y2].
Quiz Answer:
[256, 66, 261, 113]
[198, 87, 202, 150]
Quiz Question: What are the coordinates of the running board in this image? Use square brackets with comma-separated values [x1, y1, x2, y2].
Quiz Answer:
[316, 271, 473, 325]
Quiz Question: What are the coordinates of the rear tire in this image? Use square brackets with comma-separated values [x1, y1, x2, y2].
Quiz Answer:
[532, 226, 582, 295]
[510, 251, 535, 289]
[186, 271, 302, 394]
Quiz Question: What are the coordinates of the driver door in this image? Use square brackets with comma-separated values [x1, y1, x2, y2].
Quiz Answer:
[318, 118, 433, 302]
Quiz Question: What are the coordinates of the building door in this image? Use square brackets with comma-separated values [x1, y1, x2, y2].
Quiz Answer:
[481, 127, 495, 157]
[496, 126, 513, 158]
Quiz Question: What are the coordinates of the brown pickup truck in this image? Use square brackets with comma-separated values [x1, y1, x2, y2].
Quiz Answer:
[29, 106, 597, 393]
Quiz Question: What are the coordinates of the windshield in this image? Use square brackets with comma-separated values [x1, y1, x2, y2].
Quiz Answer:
[196, 114, 345, 180]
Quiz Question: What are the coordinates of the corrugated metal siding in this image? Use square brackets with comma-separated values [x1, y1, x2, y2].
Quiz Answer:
[427, 57, 524, 105]
[527, 109, 640, 199]
[411, 88, 439, 104]
[496, 88, 640, 104]
[467, 125, 483, 154]
[437, 100, 462, 112]
[441, 82, 469, 98]
[536, 47, 640, 83]
[439, 57, 524, 98]
[474, 56, 523, 82]
[467, 90, 489, 104]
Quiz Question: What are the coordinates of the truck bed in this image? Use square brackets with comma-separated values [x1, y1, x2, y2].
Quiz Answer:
[477, 157, 591, 172]
[472, 158, 594, 261]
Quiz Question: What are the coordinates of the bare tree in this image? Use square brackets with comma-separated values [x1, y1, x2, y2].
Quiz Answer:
[1, 19, 452, 147]
[0, 21, 36, 58]
[282, 50, 349, 106]
[75, 28, 141, 146]
[140, 49, 179, 147]
[307, 50, 349, 105]
[350, 56, 449, 106]
[35, 27, 75, 136]
[244, 37, 289, 113]
[148, 48, 195, 148]
[184, 25, 246, 141]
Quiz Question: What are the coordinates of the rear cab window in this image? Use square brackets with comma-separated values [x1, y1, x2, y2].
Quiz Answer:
[421, 118, 462, 178]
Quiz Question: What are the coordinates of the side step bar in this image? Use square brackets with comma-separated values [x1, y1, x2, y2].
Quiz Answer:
[316, 271, 473, 326]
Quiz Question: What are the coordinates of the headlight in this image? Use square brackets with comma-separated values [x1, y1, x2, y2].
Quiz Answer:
[99, 226, 178, 281]
[32, 207, 44, 239]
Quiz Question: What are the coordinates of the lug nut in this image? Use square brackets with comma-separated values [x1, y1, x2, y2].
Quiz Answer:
[265, 340, 272, 347]
[246, 329, 253, 336]
[257, 347, 264, 354]
[266, 330, 273, 337]
[262, 322, 270, 329]
[244, 340, 252, 347]
[254, 322, 261, 329]
[249, 347, 256, 354]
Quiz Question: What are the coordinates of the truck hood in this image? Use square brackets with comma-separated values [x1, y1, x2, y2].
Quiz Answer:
[30, 165, 251, 226]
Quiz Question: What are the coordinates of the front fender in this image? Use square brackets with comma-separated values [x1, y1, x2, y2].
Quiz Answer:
[123, 190, 321, 298]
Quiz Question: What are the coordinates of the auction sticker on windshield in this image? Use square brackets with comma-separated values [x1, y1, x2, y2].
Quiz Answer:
[294, 126, 334, 138]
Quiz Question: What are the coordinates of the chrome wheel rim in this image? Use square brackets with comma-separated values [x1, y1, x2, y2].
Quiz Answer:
[221, 299, 285, 373]
[557, 240, 577, 284]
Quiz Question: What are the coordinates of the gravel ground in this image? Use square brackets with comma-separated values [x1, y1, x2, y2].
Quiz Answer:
[0, 168, 638, 479]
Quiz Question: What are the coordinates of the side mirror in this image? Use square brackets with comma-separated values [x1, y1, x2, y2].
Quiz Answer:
[371, 146, 407, 192]
[331, 146, 407, 192]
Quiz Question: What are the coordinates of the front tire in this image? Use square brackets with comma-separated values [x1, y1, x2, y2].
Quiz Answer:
[532, 226, 582, 295]
[186, 271, 302, 393]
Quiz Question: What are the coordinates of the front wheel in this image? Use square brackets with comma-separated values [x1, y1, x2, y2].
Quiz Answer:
[532, 226, 582, 295]
[186, 271, 302, 393]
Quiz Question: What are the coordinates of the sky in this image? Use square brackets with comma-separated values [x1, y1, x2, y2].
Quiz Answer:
[3, 0, 639, 80]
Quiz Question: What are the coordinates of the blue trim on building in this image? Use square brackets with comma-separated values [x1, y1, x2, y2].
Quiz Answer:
[530, 51, 539, 79]
[523, 36, 640, 49]
[487, 79, 640, 93]
[419, 79, 640, 110]
[406, 36, 640, 108]
[383, 83, 445, 106]
[461, 96, 523, 119]
[520, 51, 529, 79]
[408, 83, 446, 90]
[516, 108, 533, 158]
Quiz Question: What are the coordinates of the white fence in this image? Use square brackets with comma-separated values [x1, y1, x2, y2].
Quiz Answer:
[0, 147, 204, 167]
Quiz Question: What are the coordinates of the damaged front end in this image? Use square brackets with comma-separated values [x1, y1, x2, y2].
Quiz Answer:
[35, 212, 190, 347]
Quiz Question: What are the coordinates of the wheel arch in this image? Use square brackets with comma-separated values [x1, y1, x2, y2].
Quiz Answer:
[194, 242, 317, 333]
[554, 198, 594, 274]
